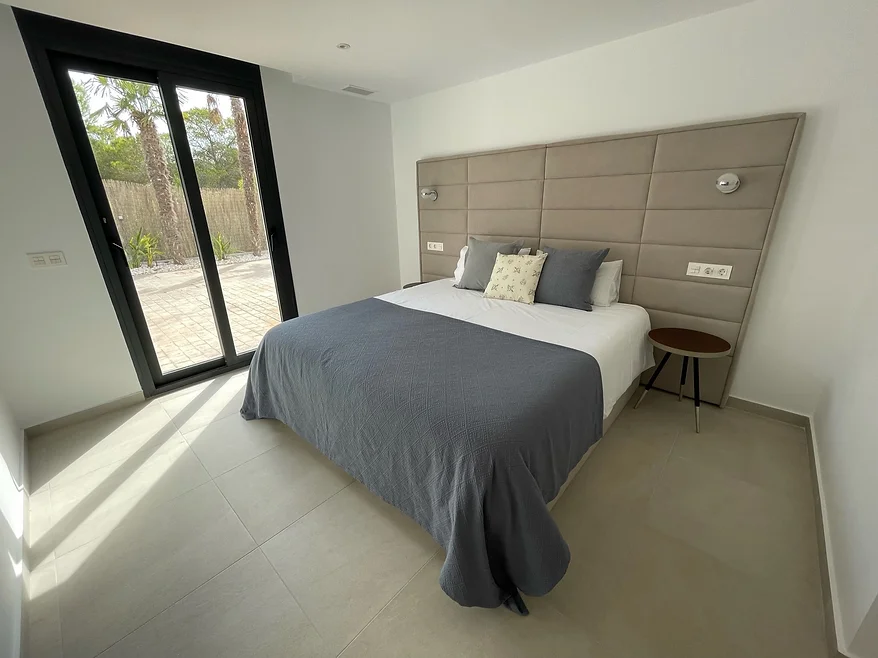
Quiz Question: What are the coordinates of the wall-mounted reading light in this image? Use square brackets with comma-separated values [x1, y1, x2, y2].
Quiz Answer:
[420, 188, 438, 202]
[716, 172, 741, 194]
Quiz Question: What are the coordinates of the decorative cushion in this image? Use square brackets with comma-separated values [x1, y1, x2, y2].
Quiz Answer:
[534, 245, 610, 311]
[454, 245, 532, 284]
[455, 237, 522, 291]
[484, 252, 548, 304]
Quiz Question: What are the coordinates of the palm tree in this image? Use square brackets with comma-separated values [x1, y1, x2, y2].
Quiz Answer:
[229, 97, 262, 255]
[86, 76, 187, 264]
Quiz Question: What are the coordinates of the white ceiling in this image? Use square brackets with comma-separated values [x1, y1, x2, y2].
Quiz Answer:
[12, 0, 753, 102]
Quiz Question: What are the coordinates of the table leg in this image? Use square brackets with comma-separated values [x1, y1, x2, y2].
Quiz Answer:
[634, 351, 671, 409]
[693, 357, 701, 433]
[678, 356, 689, 402]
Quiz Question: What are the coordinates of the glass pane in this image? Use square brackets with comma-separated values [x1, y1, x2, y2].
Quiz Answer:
[177, 87, 282, 355]
[70, 71, 223, 374]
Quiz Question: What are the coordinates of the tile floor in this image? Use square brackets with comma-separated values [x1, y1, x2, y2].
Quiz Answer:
[26, 370, 827, 658]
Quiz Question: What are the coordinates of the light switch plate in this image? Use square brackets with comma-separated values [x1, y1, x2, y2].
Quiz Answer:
[426, 241, 444, 252]
[687, 262, 732, 280]
[28, 251, 67, 268]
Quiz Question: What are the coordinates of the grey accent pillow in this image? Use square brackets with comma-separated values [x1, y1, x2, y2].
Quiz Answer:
[455, 237, 522, 291]
[534, 246, 610, 311]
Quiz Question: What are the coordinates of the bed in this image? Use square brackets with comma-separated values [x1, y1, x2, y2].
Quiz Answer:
[241, 279, 652, 613]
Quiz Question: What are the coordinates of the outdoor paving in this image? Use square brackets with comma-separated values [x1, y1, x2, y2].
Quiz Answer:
[134, 258, 281, 372]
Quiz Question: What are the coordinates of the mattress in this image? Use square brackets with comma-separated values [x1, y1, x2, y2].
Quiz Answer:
[378, 279, 655, 418]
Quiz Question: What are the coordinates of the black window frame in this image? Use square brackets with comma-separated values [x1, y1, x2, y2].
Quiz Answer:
[14, 8, 298, 397]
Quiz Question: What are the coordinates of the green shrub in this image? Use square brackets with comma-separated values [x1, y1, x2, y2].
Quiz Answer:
[212, 233, 234, 261]
[127, 228, 162, 268]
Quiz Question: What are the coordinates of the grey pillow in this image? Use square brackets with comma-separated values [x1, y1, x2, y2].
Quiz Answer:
[534, 246, 610, 311]
[455, 237, 521, 291]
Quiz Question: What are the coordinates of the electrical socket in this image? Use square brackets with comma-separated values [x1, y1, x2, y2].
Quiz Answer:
[686, 262, 732, 280]
[426, 241, 444, 252]
[28, 251, 67, 268]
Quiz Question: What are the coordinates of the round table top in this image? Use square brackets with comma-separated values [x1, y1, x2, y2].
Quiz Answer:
[648, 327, 732, 358]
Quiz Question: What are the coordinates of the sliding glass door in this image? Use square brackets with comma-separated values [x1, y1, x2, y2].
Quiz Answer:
[17, 9, 297, 394]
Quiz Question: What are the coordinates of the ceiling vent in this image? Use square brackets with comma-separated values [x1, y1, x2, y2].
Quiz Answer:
[342, 85, 375, 96]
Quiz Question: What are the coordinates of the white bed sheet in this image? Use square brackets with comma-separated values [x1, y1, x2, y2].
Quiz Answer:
[378, 279, 654, 418]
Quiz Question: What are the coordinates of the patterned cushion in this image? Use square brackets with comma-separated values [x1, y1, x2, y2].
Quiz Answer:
[483, 252, 548, 304]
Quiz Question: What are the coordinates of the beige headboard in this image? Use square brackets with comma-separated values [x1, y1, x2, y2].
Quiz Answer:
[416, 113, 804, 406]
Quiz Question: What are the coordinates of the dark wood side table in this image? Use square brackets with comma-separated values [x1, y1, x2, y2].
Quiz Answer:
[403, 281, 426, 289]
[634, 328, 732, 433]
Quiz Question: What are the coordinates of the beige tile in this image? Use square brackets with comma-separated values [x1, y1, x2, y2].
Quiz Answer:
[671, 405, 811, 498]
[27, 563, 62, 658]
[183, 413, 289, 477]
[100, 550, 331, 658]
[158, 369, 249, 434]
[551, 412, 676, 529]
[41, 433, 210, 561]
[546, 517, 824, 658]
[647, 454, 820, 593]
[215, 434, 354, 544]
[54, 482, 255, 658]
[29, 401, 174, 492]
[262, 483, 437, 653]
[341, 554, 610, 658]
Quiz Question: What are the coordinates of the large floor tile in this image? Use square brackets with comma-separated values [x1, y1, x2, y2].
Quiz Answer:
[29, 401, 174, 492]
[100, 550, 331, 658]
[341, 553, 614, 658]
[551, 422, 675, 531]
[647, 453, 820, 593]
[546, 517, 825, 658]
[158, 369, 248, 434]
[183, 413, 290, 477]
[215, 434, 354, 544]
[27, 563, 62, 658]
[53, 482, 255, 658]
[40, 433, 210, 562]
[671, 406, 811, 498]
[262, 483, 438, 653]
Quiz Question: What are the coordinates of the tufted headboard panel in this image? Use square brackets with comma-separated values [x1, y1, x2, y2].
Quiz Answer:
[416, 113, 804, 406]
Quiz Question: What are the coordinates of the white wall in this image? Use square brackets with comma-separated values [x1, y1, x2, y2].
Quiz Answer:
[262, 68, 399, 315]
[0, 387, 24, 658]
[0, 4, 142, 429]
[390, 0, 877, 652]
[813, 261, 878, 658]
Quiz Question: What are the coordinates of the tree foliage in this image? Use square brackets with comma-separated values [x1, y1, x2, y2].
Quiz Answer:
[182, 107, 241, 188]
[75, 81, 242, 190]
[83, 74, 187, 264]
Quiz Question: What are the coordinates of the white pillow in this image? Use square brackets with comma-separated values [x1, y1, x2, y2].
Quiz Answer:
[453, 246, 468, 284]
[453, 246, 531, 284]
[590, 260, 623, 306]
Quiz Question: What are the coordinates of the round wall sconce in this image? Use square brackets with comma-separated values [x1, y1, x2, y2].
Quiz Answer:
[420, 188, 438, 202]
[716, 172, 741, 194]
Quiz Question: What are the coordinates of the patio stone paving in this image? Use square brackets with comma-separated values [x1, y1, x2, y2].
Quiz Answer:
[134, 258, 281, 373]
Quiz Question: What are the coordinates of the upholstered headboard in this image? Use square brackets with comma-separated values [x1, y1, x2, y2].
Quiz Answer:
[416, 113, 804, 406]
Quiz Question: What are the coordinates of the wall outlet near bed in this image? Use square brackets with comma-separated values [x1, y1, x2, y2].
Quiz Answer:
[426, 241, 444, 252]
[687, 262, 733, 280]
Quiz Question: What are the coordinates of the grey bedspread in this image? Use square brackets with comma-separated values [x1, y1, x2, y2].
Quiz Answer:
[241, 297, 603, 609]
